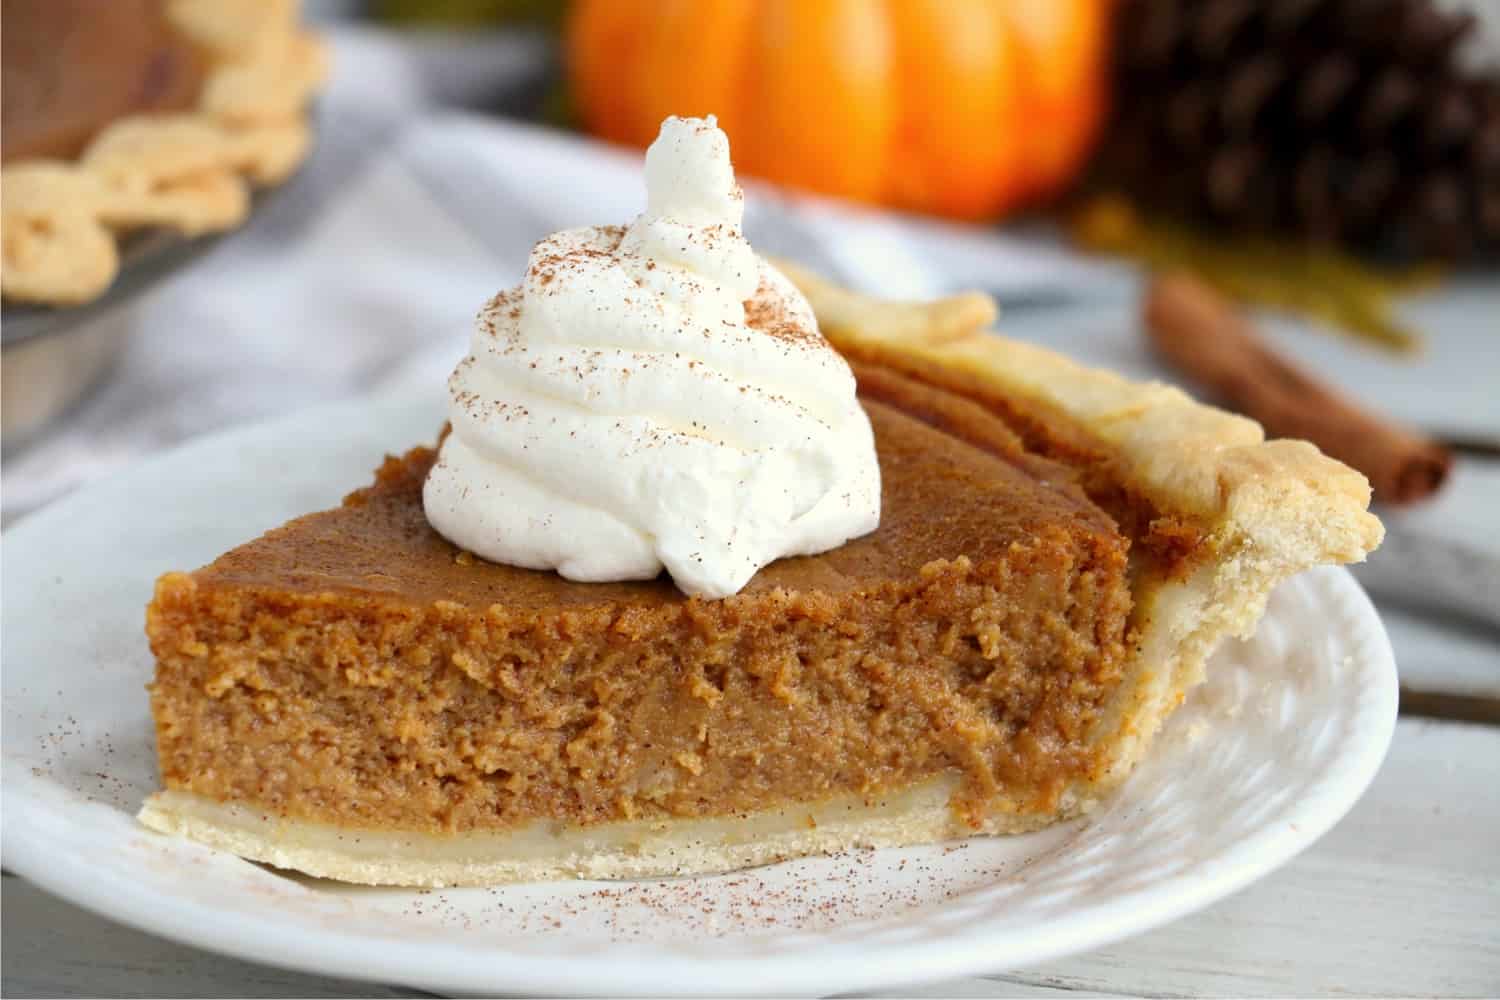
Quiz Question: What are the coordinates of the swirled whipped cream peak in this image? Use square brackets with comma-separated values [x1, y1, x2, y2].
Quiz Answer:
[423, 115, 881, 599]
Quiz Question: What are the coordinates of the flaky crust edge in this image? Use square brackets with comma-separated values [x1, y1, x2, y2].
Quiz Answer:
[776, 259, 1384, 797]
[777, 258, 1381, 560]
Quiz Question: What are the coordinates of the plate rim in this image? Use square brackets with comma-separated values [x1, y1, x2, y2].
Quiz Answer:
[0, 390, 1399, 997]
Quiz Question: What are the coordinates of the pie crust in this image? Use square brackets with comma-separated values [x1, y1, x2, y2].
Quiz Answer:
[142, 775, 1058, 886]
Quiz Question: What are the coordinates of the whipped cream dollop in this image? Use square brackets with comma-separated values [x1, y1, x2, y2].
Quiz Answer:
[423, 115, 880, 599]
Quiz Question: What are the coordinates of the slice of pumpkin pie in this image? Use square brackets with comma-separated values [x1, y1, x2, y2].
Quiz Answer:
[139, 118, 1381, 886]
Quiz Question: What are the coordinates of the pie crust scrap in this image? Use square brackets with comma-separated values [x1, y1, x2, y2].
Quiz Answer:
[138, 268, 1382, 886]
[0, 0, 326, 306]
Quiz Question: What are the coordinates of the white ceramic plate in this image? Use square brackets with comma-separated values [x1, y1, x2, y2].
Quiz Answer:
[2, 387, 1398, 997]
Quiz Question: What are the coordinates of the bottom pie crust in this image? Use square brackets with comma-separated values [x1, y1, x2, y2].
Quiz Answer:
[138, 778, 1071, 888]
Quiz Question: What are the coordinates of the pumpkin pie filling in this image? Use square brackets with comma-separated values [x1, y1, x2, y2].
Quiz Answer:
[146, 364, 1137, 845]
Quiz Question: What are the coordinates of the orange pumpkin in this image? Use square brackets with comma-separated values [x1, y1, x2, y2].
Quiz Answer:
[566, 0, 1111, 221]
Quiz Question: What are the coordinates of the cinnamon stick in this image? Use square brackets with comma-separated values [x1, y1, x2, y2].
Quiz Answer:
[1144, 272, 1451, 505]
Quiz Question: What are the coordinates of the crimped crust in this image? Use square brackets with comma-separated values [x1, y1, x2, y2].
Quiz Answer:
[777, 260, 1380, 557]
[1, 1, 326, 305]
[776, 259, 1383, 791]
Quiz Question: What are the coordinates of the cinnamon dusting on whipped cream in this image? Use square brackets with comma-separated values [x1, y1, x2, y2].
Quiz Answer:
[423, 115, 880, 598]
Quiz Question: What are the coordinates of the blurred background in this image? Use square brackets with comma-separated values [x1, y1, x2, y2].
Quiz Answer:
[2, 0, 1496, 685]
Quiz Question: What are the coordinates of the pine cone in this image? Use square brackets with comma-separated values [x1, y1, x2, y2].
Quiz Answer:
[1097, 0, 1500, 261]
